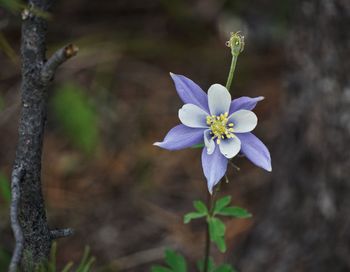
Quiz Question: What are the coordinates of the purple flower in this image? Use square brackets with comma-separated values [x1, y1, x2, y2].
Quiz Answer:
[154, 73, 272, 193]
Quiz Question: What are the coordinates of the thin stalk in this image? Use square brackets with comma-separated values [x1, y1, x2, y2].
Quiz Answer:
[203, 192, 215, 272]
[225, 32, 244, 92]
[225, 55, 238, 91]
[203, 222, 210, 272]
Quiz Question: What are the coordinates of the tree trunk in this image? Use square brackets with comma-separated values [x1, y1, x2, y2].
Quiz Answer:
[9, 1, 76, 271]
[236, 1, 350, 271]
[15, 0, 53, 268]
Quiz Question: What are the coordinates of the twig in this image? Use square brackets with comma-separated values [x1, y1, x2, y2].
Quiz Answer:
[41, 44, 79, 82]
[50, 228, 74, 240]
[9, 165, 25, 272]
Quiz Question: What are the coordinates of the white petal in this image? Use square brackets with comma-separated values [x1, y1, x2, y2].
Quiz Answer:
[178, 104, 209, 128]
[204, 130, 215, 155]
[229, 110, 257, 133]
[219, 137, 241, 158]
[208, 84, 231, 115]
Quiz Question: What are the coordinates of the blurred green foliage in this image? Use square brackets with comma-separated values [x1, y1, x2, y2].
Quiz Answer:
[0, 172, 10, 205]
[52, 84, 98, 154]
[0, 245, 11, 271]
[197, 258, 237, 272]
[0, 243, 95, 272]
[152, 249, 237, 272]
[151, 249, 187, 272]
[0, 0, 22, 12]
[37, 242, 95, 272]
[0, 172, 11, 270]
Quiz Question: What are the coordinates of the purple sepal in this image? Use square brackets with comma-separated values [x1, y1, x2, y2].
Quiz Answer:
[229, 96, 264, 114]
[236, 132, 272, 172]
[154, 124, 205, 151]
[201, 147, 228, 194]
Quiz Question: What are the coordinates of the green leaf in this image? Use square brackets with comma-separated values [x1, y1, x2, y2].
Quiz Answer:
[81, 257, 95, 272]
[151, 266, 172, 272]
[215, 236, 227, 253]
[197, 258, 215, 272]
[0, 173, 11, 204]
[208, 218, 225, 238]
[214, 264, 236, 272]
[52, 84, 98, 154]
[214, 196, 232, 213]
[191, 143, 205, 149]
[184, 212, 206, 224]
[76, 246, 95, 272]
[217, 206, 252, 218]
[193, 200, 208, 214]
[164, 249, 187, 272]
[61, 262, 74, 272]
[48, 242, 57, 272]
[208, 218, 226, 253]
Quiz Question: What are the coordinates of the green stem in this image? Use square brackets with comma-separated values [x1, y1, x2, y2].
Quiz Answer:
[203, 192, 215, 272]
[225, 54, 238, 92]
[225, 32, 244, 91]
[203, 222, 210, 272]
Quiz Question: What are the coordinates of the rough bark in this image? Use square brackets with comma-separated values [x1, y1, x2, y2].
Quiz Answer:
[10, 1, 76, 270]
[236, 1, 350, 271]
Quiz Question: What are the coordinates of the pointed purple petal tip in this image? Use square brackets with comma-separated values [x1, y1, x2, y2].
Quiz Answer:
[266, 164, 272, 172]
[207, 184, 213, 194]
[169, 73, 209, 112]
[201, 147, 228, 194]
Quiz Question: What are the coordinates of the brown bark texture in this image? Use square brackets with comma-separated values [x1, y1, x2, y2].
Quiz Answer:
[236, 1, 350, 271]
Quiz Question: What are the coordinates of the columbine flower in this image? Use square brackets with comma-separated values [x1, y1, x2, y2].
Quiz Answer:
[154, 73, 272, 193]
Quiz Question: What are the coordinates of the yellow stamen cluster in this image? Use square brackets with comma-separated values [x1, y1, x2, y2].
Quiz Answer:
[206, 112, 234, 144]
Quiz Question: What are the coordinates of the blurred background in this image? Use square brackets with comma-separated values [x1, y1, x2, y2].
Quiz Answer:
[1, 0, 350, 271]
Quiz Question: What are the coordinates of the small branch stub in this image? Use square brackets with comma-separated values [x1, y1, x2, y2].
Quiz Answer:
[64, 44, 79, 58]
[21, 4, 34, 21]
[21, 9, 31, 20]
[50, 228, 74, 240]
[41, 44, 79, 83]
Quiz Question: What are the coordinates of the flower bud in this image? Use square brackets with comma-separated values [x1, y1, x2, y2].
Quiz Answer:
[226, 32, 245, 57]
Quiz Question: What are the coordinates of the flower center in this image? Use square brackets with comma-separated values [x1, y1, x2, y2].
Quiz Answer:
[206, 112, 234, 144]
